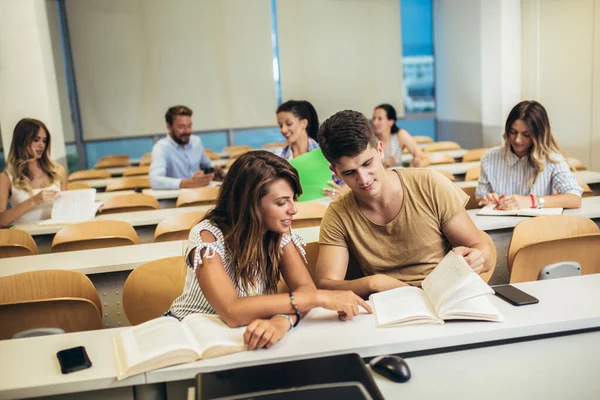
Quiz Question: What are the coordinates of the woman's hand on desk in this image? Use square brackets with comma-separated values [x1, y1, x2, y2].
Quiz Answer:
[478, 193, 500, 207]
[244, 318, 290, 350]
[496, 194, 530, 210]
[33, 189, 60, 205]
[452, 246, 485, 274]
[315, 290, 373, 321]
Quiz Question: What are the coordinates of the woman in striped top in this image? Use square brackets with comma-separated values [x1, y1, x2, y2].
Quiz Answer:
[371, 104, 430, 168]
[169, 151, 371, 350]
[477, 101, 582, 210]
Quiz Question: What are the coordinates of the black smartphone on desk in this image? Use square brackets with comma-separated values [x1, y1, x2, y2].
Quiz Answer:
[493, 285, 539, 306]
[57, 346, 92, 374]
[202, 167, 214, 174]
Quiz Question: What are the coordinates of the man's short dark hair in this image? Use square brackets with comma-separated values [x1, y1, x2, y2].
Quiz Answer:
[317, 110, 378, 164]
[165, 105, 193, 125]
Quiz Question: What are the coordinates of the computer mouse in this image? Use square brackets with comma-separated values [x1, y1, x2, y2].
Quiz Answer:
[369, 355, 411, 383]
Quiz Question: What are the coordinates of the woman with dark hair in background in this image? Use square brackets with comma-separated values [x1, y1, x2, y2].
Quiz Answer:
[372, 104, 430, 168]
[276, 100, 347, 200]
[477, 100, 582, 210]
[0, 118, 67, 227]
[168, 151, 370, 350]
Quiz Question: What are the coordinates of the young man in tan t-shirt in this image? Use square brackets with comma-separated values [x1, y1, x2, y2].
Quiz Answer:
[314, 110, 492, 298]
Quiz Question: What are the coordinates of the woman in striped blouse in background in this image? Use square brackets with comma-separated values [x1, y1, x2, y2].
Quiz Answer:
[477, 100, 582, 210]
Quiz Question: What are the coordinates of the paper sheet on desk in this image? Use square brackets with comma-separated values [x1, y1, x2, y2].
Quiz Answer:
[38, 189, 102, 225]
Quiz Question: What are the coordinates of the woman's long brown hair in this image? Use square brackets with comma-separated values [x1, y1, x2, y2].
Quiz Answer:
[503, 101, 562, 189]
[204, 150, 302, 295]
[6, 118, 60, 194]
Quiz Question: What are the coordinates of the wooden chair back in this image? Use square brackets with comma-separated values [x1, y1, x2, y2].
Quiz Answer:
[566, 157, 586, 171]
[0, 298, 102, 340]
[479, 230, 496, 283]
[228, 148, 253, 160]
[462, 148, 488, 162]
[413, 136, 434, 144]
[105, 176, 151, 192]
[292, 202, 327, 229]
[436, 169, 456, 182]
[278, 242, 320, 293]
[139, 153, 153, 166]
[0, 229, 39, 258]
[101, 193, 160, 214]
[154, 211, 206, 242]
[68, 169, 111, 182]
[579, 180, 594, 198]
[122, 165, 150, 177]
[204, 148, 221, 161]
[507, 215, 599, 271]
[51, 220, 140, 253]
[122, 256, 187, 325]
[460, 186, 480, 210]
[465, 166, 481, 182]
[510, 234, 600, 283]
[67, 182, 92, 190]
[94, 155, 130, 169]
[423, 141, 461, 152]
[262, 142, 287, 149]
[223, 145, 252, 153]
[426, 153, 455, 165]
[176, 186, 220, 207]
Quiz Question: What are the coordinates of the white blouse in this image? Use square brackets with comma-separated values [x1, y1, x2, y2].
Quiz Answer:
[7, 172, 60, 223]
[169, 219, 307, 320]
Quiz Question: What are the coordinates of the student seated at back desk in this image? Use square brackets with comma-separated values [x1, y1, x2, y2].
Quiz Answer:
[276, 100, 349, 201]
[0, 118, 67, 227]
[477, 100, 582, 210]
[314, 110, 492, 298]
[149, 105, 222, 190]
[167, 150, 371, 350]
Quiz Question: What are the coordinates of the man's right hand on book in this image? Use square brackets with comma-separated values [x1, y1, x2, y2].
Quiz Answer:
[243, 318, 290, 350]
[452, 246, 485, 274]
[367, 274, 409, 294]
[315, 290, 373, 321]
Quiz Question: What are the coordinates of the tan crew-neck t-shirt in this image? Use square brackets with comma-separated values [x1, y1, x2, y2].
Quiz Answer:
[319, 169, 468, 286]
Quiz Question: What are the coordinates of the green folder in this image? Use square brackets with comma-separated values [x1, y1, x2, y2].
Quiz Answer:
[289, 148, 332, 202]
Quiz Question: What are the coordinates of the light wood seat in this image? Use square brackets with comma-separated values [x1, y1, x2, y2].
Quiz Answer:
[0, 269, 102, 339]
[67, 182, 92, 190]
[139, 153, 152, 166]
[101, 193, 160, 214]
[262, 142, 287, 149]
[122, 256, 186, 325]
[228, 148, 253, 159]
[94, 155, 131, 169]
[479, 230, 496, 283]
[579, 180, 594, 198]
[461, 186, 480, 210]
[427, 153, 456, 165]
[566, 157, 586, 171]
[436, 169, 456, 182]
[278, 241, 320, 293]
[292, 202, 327, 229]
[176, 186, 220, 207]
[510, 234, 600, 283]
[465, 165, 481, 182]
[462, 148, 488, 162]
[204, 148, 220, 161]
[51, 220, 140, 253]
[154, 211, 206, 242]
[413, 136, 434, 144]
[122, 165, 150, 177]
[223, 145, 252, 154]
[105, 176, 151, 192]
[507, 215, 600, 273]
[0, 229, 39, 258]
[68, 169, 111, 182]
[423, 141, 461, 152]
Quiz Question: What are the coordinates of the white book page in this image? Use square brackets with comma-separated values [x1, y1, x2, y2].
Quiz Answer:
[440, 296, 504, 322]
[517, 207, 563, 216]
[49, 188, 98, 221]
[437, 275, 494, 315]
[182, 314, 246, 359]
[476, 204, 518, 216]
[114, 317, 200, 378]
[369, 286, 440, 327]
[421, 251, 474, 314]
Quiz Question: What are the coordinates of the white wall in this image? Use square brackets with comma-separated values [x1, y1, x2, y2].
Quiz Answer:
[0, 0, 67, 164]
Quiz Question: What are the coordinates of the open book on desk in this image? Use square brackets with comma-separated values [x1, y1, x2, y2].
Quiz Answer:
[38, 189, 102, 225]
[113, 314, 246, 380]
[369, 251, 504, 327]
[476, 203, 563, 217]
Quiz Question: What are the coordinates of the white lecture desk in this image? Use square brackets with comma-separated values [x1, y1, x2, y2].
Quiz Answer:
[1, 275, 598, 399]
[428, 160, 480, 175]
[455, 169, 600, 189]
[400, 148, 468, 163]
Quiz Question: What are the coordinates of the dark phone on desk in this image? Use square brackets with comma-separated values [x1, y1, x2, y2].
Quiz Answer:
[493, 285, 539, 306]
[202, 167, 215, 174]
[56, 346, 92, 374]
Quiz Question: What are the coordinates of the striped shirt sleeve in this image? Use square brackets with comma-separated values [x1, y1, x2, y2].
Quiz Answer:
[549, 155, 583, 196]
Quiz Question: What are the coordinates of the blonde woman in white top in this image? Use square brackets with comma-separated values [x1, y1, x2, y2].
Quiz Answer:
[371, 104, 430, 168]
[0, 118, 66, 226]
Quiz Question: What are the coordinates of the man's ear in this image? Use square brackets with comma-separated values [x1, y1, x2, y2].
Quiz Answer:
[166, 123, 172, 133]
[376, 140, 384, 158]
